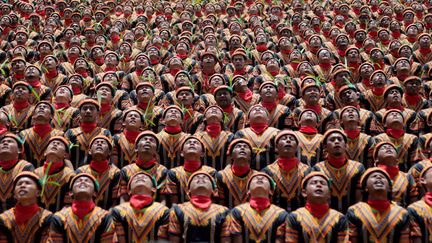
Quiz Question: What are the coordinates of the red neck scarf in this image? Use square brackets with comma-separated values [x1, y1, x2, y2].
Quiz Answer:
[33, 124, 52, 138]
[169, 68, 180, 76]
[72, 200, 95, 219]
[392, 31, 401, 39]
[250, 122, 268, 135]
[250, 197, 270, 213]
[183, 160, 201, 172]
[269, 70, 279, 77]
[43, 161, 64, 175]
[45, 70, 58, 79]
[232, 163, 250, 177]
[14, 73, 25, 80]
[138, 102, 149, 110]
[395, 13, 403, 21]
[305, 104, 322, 114]
[27, 80, 41, 89]
[104, 67, 116, 72]
[420, 47, 432, 55]
[386, 128, 404, 139]
[176, 53, 188, 59]
[95, 57, 104, 66]
[130, 194, 153, 210]
[135, 68, 143, 76]
[404, 94, 421, 106]
[136, 158, 156, 169]
[124, 129, 140, 143]
[374, 60, 385, 70]
[0, 159, 18, 170]
[344, 128, 360, 139]
[13, 100, 29, 111]
[368, 199, 390, 212]
[337, 48, 347, 57]
[278, 157, 298, 172]
[299, 125, 318, 134]
[206, 123, 221, 138]
[278, 88, 286, 100]
[362, 78, 371, 88]
[190, 195, 212, 210]
[14, 203, 40, 225]
[327, 155, 347, 168]
[305, 201, 329, 218]
[424, 192, 432, 207]
[164, 125, 182, 134]
[72, 86, 81, 95]
[237, 88, 253, 102]
[0, 124, 7, 135]
[54, 102, 69, 110]
[290, 62, 299, 71]
[372, 87, 385, 96]
[378, 164, 399, 179]
[100, 103, 111, 114]
[233, 67, 246, 76]
[80, 122, 97, 133]
[222, 104, 233, 114]
[387, 104, 404, 111]
[261, 101, 277, 111]
[281, 49, 292, 55]
[381, 39, 390, 45]
[319, 62, 332, 71]
[396, 73, 409, 81]
[90, 160, 109, 173]
[407, 36, 417, 43]
[355, 42, 363, 49]
[256, 43, 267, 52]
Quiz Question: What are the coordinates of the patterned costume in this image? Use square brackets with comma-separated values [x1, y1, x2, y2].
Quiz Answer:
[64, 127, 111, 168]
[228, 203, 288, 242]
[345, 133, 375, 167]
[52, 106, 80, 132]
[0, 161, 34, 211]
[156, 129, 189, 169]
[111, 201, 169, 243]
[0, 207, 52, 243]
[75, 165, 121, 210]
[216, 166, 258, 208]
[119, 163, 168, 201]
[162, 165, 216, 203]
[313, 160, 365, 213]
[34, 166, 75, 212]
[168, 202, 230, 242]
[195, 130, 234, 171]
[234, 127, 279, 170]
[293, 131, 323, 167]
[263, 161, 309, 212]
[286, 207, 349, 242]
[48, 206, 115, 243]
[408, 198, 432, 242]
[18, 128, 64, 168]
[347, 202, 410, 242]
[1, 104, 34, 132]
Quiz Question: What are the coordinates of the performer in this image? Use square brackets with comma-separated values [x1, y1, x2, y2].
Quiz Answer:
[374, 109, 423, 172]
[65, 99, 111, 168]
[347, 168, 410, 242]
[195, 105, 234, 171]
[228, 172, 288, 243]
[35, 136, 75, 212]
[339, 106, 375, 167]
[0, 172, 52, 243]
[111, 172, 170, 243]
[94, 82, 122, 134]
[112, 108, 144, 168]
[235, 104, 279, 170]
[263, 130, 309, 211]
[119, 131, 169, 202]
[232, 75, 260, 113]
[258, 81, 291, 130]
[48, 173, 115, 242]
[408, 165, 432, 243]
[76, 135, 120, 210]
[19, 101, 63, 168]
[286, 172, 349, 242]
[51, 85, 80, 132]
[1, 82, 34, 132]
[168, 171, 230, 243]
[313, 129, 365, 213]
[293, 109, 324, 167]
[162, 136, 216, 205]
[216, 139, 258, 208]
[373, 141, 417, 207]
[156, 105, 189, 169]
[214, 85, 245, 133]
[0, 134, 34, 211]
